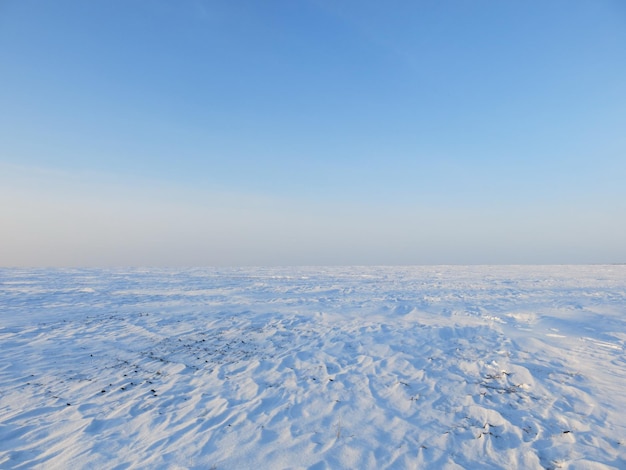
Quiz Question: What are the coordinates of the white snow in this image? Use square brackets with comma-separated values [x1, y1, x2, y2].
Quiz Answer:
[1, 266, 625, 469]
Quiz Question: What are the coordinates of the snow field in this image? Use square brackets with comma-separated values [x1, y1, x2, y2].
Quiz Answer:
[1, 266, 625, 469]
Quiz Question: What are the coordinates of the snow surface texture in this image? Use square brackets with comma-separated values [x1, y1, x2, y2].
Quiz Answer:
[1, 266, 625, 469]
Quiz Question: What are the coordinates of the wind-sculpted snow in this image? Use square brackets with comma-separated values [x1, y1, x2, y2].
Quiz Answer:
[1, 266, 625, 469]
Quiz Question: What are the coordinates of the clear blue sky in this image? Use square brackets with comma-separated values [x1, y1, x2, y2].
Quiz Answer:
[1, 0, 625, 266]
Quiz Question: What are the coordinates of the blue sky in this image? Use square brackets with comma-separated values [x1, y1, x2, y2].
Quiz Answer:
[1, 0, 625, 266]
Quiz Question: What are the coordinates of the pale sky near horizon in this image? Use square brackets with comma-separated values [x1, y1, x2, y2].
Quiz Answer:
[1, 0, 625, 266]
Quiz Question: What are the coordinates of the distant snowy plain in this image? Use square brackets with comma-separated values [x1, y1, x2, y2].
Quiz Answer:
[1, 266, 625, 469]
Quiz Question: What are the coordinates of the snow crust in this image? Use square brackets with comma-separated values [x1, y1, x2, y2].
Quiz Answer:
[1, 266, 625, 469]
